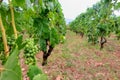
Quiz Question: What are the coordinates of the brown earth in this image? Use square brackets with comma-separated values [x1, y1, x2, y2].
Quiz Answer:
[21, 30, 120, 80]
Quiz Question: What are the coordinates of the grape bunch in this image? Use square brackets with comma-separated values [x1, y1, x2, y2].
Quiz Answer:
[0, 36, 15, 64]
[24, 38, 38, 65]
[0, 52, 6, 64]
[7, 36, 16, 51]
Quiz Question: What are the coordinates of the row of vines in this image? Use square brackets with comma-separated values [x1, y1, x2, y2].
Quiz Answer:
[69, 0, 120, 49]
[0, 0, 66, 80]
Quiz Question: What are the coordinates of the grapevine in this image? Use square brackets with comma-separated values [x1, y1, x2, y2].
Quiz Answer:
[69, 0, 120, 49]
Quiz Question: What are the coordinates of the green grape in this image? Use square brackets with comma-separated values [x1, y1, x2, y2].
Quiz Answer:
[26, 53, 31, 57]
[24, 38, 38, 65]
[7, 36, 15, 46]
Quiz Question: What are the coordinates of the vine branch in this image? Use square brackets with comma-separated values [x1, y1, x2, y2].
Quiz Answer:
[0, 15, 9, 57]
[8, 0, 17, 39]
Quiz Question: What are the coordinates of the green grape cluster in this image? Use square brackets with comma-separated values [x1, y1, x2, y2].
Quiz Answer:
[24, 38, 38, 65]
[7, 36, 16, 48]
[0, 52, 6, 64]
[0, 36, 5, 64]
[0, 36, 15, 64]
[0, 36, 15, 53]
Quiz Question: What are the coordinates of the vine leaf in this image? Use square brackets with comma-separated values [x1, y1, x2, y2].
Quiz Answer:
[33, 74, 48, 80]
[0, 46, 22, 80]
[12, 0, 25, 7]
[27, 65, 44, 80]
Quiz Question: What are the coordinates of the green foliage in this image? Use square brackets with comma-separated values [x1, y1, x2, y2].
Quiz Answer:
[15, 35, 26, 50]
[33, 74, 48, 80]
[27, 65, 48, 80]
[115, 16, 120, 39]
[0, 35, 16, 64]
[27, 65, 42, 80]
[0, 35, 25, 64]
[0, 2, 12, 34]
[33, 0, 66, 51]
[0, 46, 22, 80]
[7, 35, 16, 48]
[114, 2, 120, 10]
[0, 52, 6, 65]
[0, 0, 66, 79]
[12, 0, 25, 7]
[69, 0, 119, 44]
[1, 0, 66, 52]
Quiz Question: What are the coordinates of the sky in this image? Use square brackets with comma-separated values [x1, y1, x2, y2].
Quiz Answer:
[58, 0, 100, 20]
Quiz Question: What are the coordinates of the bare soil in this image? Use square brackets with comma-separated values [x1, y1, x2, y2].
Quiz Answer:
[22, 30, 120, 80]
